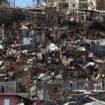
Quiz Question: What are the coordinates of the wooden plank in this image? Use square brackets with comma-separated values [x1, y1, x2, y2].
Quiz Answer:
[87, 95, 105, 105]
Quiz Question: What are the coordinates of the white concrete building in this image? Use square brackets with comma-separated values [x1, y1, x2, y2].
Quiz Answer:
[69, 0, 79, 10]
[49, 0, 79, 13]
[47, 0, 97, 12]
[79, 0, 96, 10]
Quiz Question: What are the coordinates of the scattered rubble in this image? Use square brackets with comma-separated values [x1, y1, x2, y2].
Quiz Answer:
[0, 3, 105, 105]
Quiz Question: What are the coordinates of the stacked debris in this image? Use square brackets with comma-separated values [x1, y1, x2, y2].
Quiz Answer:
[0, 7, 105, 105]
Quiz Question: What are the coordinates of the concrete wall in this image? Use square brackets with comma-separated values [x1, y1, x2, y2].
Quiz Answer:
[69, 0, 79, 10]
[90, 39, 105, 56]
[79, 0, 96, 10]
[94, 81, 103, 90]
[0, 82, 17, 93]
[63, 80, 91, 90]
[0, 0, 10, 8]
[55, 0, 96, 12]
[96, 46, 105, 56]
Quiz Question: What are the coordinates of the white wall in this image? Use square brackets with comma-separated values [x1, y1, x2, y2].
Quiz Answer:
[88, 0, 96, 10]
[94, 82, 102, 90]
[69, 0, 79, 10]
[50, 0, 96, 11]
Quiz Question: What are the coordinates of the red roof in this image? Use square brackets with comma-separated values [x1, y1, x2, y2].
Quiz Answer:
[0, 93, 17, 96]
[0, 93, 33, 102]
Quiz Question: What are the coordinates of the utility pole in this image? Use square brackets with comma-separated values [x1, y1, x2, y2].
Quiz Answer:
[14, 0, 15, 8]
[32, 0, 35, 7]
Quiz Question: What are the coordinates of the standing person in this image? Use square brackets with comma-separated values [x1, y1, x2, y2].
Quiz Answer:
[69, 80, 73, 91]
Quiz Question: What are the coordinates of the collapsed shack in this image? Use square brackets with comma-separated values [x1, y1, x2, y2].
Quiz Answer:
[23, 7, 46, 25]
[0, 8, 26, 25]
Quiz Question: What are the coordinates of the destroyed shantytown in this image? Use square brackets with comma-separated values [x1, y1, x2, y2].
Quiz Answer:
[1, 0, 105, 105]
